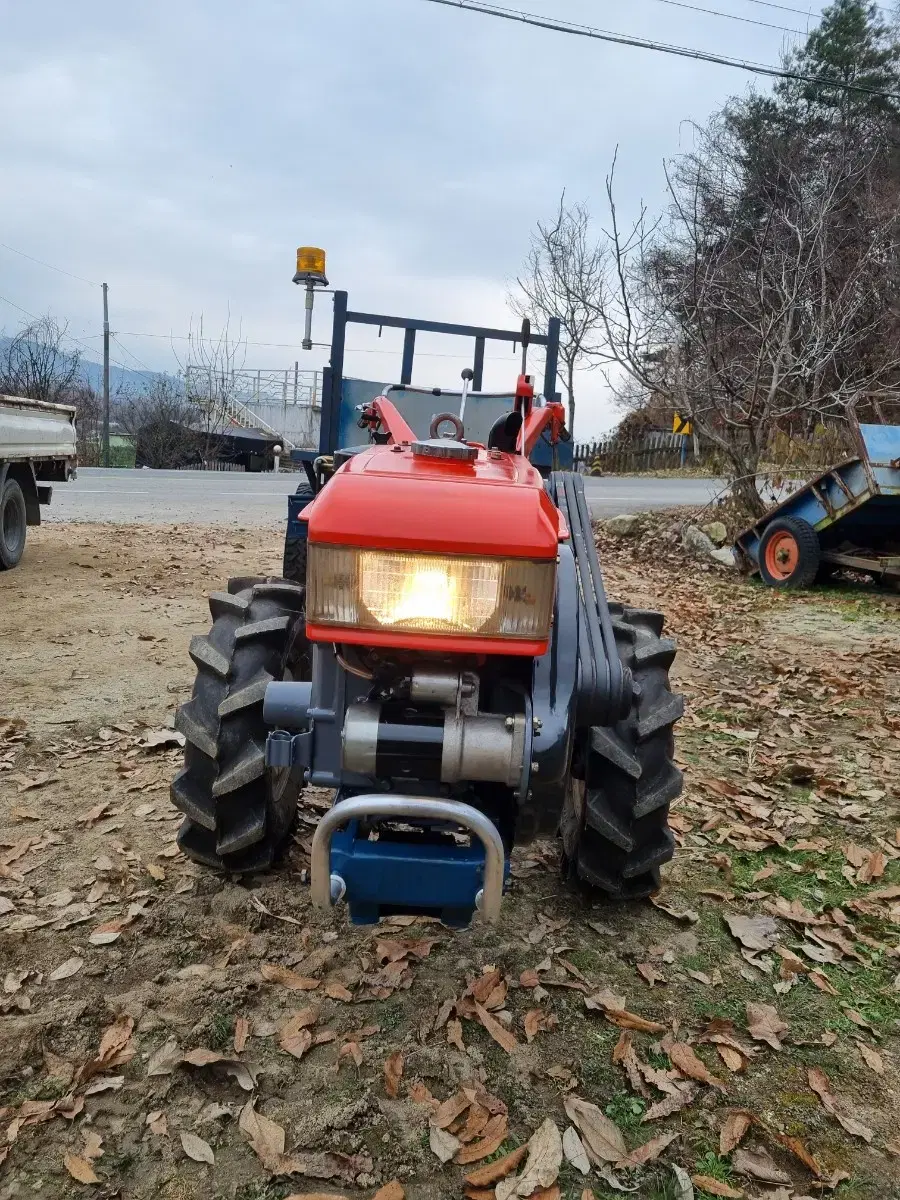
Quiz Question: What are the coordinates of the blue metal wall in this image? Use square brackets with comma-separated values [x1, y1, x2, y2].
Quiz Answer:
[340, 378, 572, 470]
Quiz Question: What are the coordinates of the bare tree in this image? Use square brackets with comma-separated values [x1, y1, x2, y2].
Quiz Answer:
[510, 194, 607, 435]
[0, 315, 81, 404]
[591, 131, 900, 514]
[177, 312, 248, 459]
[68, 383, 103, 466]
[118, 375, 200, 469]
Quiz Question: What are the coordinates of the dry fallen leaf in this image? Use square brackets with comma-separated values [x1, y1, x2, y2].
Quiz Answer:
[234, 1016, 250, 1054]
[384, 1051, 404, 1098]
[147, 1036, 182, 1077]
[496, 1119, 562, 1199]
[261, 962, 321, 990]
[563, 1095, 627, 1164]
[240, 1101, 290, 1173]
[372, 1182, 405, 1200]
[584, 995, 666, 1034]
[732, 1146, 790, 1185]
[81, 1131, 103, 1162]
[49, 956, 84, 982]
[180, 1131, 215, 1164]
[432, 1091, 472, 1129]
[473, 1001, 520, 1053]
[64, 1153, 100, 1184]
[146, 1110, 168, 1136]
[745, 1002, 787, 1050]
[691, 1178, 742, 1198]
[650, 896, 699, 923]
[720, 1111, 753, 1154]
[339, 1041, 363, 1069]
[857, 1042, 884, 1074]
[324, 981, 354, 1002]
[279, 1008, 318, 1060]
[180, 1047, 258, 1091]
[671, 1165, 694, 1199]
[284, 1195, 349, 1200]
[429, 1124, 461, 1163]
[523, 1008, 558, 1042]
[615, 1130, 679, 1169]
[724, 913, 778, 951]
[641, 1083, 698, 1122]
[808, 1067, 873, 1142]
[562, 1126, 591, 1176]
[668, 1042, 727, 1091]
[455, 1113, 509, 1165]
[464, 1143, 529, 1187]
[447, 1017, 466, 1052]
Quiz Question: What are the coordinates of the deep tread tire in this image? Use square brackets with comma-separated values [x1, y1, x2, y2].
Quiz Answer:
[758, 516, 820, 589]
[565, 607, 683, 901]
[282, 483, 314, 584]
[171, 576, 308, 873]
[0, 479, 27, 570]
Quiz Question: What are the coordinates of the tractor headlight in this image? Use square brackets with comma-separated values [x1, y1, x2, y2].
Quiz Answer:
[307, 545, 555, 640]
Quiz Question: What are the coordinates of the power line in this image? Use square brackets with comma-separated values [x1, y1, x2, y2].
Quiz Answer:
[0, 292, 133, 375]
[110, 333, 155, 376]
[742, 0, 891, 18]
[0, 242, 99, 288]
[642, 0, 806, 36]
[112, 328, 536, 363]
[419, 0, 900, 100]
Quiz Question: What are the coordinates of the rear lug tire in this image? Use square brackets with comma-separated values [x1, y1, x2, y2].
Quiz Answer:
[563, 606, 683, 901]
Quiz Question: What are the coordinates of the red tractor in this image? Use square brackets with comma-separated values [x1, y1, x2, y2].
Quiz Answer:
[170, 286, 682, 923]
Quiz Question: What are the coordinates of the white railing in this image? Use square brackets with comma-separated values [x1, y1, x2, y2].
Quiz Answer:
[185, 365, 323, 451]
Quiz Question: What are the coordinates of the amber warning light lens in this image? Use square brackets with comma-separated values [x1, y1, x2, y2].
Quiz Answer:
[295, 246, 327, 279]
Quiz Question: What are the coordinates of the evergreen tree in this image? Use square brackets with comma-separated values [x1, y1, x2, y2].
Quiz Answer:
[782, 0, 900, 122]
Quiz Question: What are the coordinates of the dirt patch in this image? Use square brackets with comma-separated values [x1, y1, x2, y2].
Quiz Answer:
[764, 596, 900, 656]
[1, 521, 898, 1200]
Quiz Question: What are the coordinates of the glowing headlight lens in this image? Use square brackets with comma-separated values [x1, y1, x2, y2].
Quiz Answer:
[307, 545, 555, 639]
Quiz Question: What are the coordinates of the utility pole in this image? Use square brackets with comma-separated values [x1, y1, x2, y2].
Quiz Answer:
[101, 282, 110, 468]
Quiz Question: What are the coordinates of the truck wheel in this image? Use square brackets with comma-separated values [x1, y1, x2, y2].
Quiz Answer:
[282, 483, 313, 584]
[0, 479, 27, 570]
[758, 517, 820, 589]
[561, 607, 683, 901]
[171, 578, 309, 873]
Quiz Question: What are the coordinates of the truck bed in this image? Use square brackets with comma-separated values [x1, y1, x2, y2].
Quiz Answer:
[0, 394, 77, 462]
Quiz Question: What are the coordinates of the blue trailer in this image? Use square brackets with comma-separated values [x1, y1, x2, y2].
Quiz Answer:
[735, 401, 900, 588]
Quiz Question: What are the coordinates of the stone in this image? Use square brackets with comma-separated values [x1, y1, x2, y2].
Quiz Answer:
[682, 525, 716, 557]
[711, 547, 737, 568]
[701, 520, 728, 546]
[605, 514, 641, 536]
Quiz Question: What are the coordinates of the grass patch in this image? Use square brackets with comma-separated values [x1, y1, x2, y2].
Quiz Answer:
[605, 1091, 646, 1131]
[729, 847, 864, 910]
[693, 1150, 735, 1185]
[207, 1009, 234, 1050]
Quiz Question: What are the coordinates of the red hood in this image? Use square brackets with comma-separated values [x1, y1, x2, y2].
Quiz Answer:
[305, 444, 562, 559]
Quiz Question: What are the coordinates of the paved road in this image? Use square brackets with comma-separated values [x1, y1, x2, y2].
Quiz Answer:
[44, 468, 726, 525]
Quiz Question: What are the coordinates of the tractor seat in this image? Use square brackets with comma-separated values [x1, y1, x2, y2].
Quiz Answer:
[487, 411, 523, 453]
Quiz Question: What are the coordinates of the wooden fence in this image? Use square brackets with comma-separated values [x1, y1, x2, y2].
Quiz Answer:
[574, 431, 694, 473]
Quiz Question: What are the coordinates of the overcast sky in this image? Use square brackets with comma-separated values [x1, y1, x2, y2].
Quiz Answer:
[1, 0, 830, 436]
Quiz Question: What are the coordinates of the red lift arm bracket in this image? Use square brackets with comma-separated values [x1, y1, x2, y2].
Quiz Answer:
[360, 396, 418, 446]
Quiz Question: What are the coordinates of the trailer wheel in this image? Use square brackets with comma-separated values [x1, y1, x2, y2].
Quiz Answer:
[170, 577, 309, 873]
[282, 483, 314, 584]
[0, 479, 27, 570]
[758, 517, 820, 589]
[561, 607, 683, 901]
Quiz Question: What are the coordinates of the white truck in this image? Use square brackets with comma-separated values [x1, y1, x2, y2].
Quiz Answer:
[0, 394, 77, 569]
